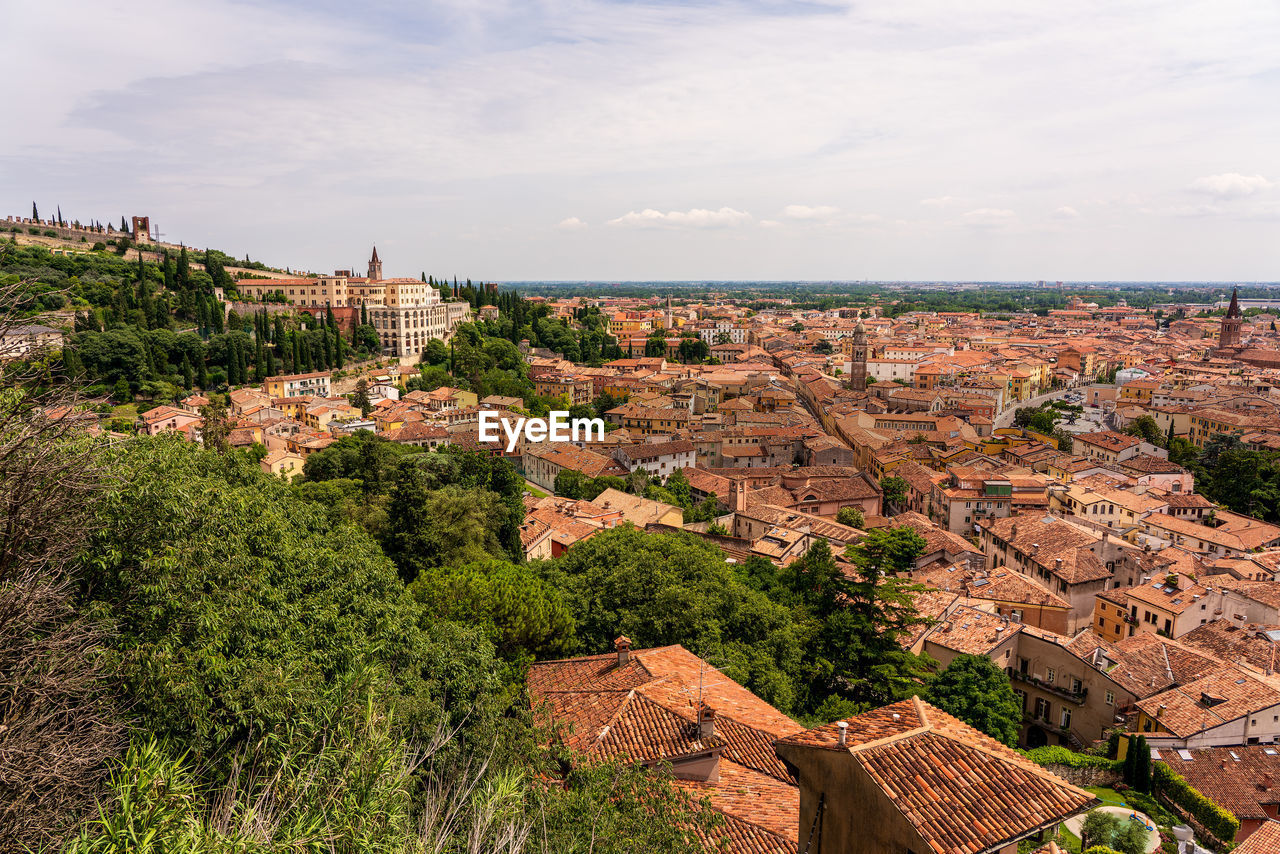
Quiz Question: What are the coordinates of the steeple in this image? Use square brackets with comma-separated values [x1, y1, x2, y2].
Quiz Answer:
[1227, 287, 1241, 318]
[367, 246, 383, 281]
[1218, 287, 1243, 351]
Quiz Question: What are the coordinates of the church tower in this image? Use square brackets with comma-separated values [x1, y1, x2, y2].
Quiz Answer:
[1219, 287, 1243, 351]
[848, 318, 868, 391]
[367, 246, 383, 281]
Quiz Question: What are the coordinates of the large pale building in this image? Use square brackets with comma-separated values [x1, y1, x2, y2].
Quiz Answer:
[236, 247, 471, 358]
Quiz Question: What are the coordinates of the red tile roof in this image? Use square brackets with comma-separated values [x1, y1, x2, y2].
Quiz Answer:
[529, 644, 803, 853]
[776, 697, 1097, 854]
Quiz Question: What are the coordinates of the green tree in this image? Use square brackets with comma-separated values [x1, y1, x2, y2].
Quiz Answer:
[835, 505, 865, 528]
[112, 376, 132, 403]
[352, 378, 372, 417]
[409, 558, 575, 661]
[554, 468, 587, 499]
[924, 655, 1023, 746]
[79, 438, 508, 765]
[382, 471, 508, 583]
[198, 400, 230, 454]
[879, 475, 908, 508]
[1123, 415, 1164, 448]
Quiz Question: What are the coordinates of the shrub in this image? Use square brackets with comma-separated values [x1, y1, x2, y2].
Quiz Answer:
[91, 242, 106, 252]
[1025, 745, 1122, 770]
[43, 229, 57, 237]
[1152, 762, 1239, 843]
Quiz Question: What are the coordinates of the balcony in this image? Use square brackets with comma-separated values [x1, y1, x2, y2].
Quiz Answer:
[1011, 670, 1088, 705]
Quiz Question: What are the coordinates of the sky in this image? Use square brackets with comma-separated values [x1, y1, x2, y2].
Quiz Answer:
[3, 0, 1278, 281]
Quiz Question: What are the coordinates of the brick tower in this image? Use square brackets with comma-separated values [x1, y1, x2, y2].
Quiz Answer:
[1219, 287, 1243, 352]
[848, 318, 868, 391]
[367, 246, 383, 281]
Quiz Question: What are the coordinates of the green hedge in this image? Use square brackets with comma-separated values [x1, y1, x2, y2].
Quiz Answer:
[1152, 762, 1239, 843]
[1025, 745, 1123, 770]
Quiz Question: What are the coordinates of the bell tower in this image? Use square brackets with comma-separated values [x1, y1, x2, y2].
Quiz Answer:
[368, 246, 383, 281]
[1218, 287, 1243, 352]
[848, 318, 868, 391]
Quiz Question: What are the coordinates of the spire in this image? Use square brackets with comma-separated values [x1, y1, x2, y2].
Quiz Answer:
[1227, 287, 1241, 318]
[370, 245, 380, 263]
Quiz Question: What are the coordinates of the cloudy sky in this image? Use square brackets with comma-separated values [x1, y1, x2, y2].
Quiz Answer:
[3, 0, 1278, 281]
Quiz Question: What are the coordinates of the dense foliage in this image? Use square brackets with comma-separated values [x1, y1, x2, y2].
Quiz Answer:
[924, 655, 1023, 746]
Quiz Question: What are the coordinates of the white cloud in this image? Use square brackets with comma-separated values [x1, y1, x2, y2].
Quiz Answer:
[1189, 173, 1274, 199]
[961, 208, 1016, 227]
[606, 207, 753, 229]
[781, 204, 840, 220]
[1052, 206, 1080, 218]
[758, 219, 783, 228]
[556, 216, 588, 230]
[920, 196, 959, 207]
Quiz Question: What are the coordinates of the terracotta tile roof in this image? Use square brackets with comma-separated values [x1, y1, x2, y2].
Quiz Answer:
[529, 644, 803, 854]
[776, 698, 1097, 854]
[1136, 669, 1280, 738]
[1158, 747, 1280, 822]
[1067, 632, 1222, 698]
[1234, 820, 1280, 854]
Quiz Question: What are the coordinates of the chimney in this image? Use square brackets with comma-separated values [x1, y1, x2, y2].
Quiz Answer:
[837, 721, 849, 746]
[614, 635, 632, 667]
[698, 703, 716, 740]
[1032, 543, 1040, 555]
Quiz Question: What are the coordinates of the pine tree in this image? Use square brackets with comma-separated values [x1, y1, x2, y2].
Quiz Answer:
[121, 216, 130, 234]
[56, 205, 63, 226]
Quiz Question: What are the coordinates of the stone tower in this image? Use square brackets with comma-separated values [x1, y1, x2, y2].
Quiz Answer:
[367, 246, 383, 281]
[1218, 287, 1243, 352]
[848, 318, 868, 391]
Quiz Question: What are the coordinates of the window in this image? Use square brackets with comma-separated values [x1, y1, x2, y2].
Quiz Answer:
[1034, 698, 1051, 721]
[1071, 677, 1082, 694]
[1060, 709, 1072, 729]
[1105, 691, 1115, 705]
[1046, 668, 1056, 684]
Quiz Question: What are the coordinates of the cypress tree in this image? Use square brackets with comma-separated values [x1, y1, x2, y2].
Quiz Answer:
[321, 328, 332, 368]
[226, 340, 239, 385]
[196, 356, 208, 390]
[212, 298, 224, 334]
[292, 333, 301, 373]
[32, 201, 38, 221]
[182, 354, 194, 390]
[238, 340, 249, 385]
[1135, 735, 1151, 793]
[266, 349, 276, 377]
[334, 332, 345, 368]
[1122, 736, 1138, 786]
[177, 246, 191, 290]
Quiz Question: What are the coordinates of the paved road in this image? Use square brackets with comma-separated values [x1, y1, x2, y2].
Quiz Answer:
[993, 388, 1075, 429]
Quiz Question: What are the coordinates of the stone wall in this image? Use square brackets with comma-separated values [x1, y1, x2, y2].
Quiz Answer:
[1040, 762, 1122, 788]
